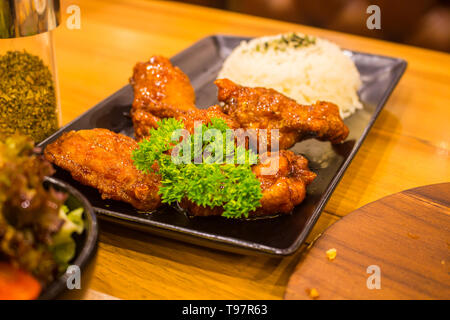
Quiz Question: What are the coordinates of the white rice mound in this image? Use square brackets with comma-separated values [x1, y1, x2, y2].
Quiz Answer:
[217, 33, 363, 118]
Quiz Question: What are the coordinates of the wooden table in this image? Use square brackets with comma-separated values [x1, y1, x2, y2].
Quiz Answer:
[53, 0, 450, 299]
[285, 183, 450, 299]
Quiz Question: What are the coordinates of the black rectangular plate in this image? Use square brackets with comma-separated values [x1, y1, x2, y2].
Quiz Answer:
[38, 35, 407, 256]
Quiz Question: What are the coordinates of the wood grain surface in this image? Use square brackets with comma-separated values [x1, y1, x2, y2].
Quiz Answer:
[43, 0, 450, 299]
[285, 183, 450, 300]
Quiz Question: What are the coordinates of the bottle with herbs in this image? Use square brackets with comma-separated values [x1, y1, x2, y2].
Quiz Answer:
[0, 0, 61, 142]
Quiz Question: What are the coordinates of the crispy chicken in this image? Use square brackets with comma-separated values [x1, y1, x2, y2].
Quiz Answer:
[215, 78, 349, 150]
[43, 56, 333, 217]
[44, 129, 161, 211]
[130, 56, 197, 139]
[180, 150, 316, 217]
[44, 129, 316, 217]
[254, 150, 316, 215]
[131, 56, 238, 138]
[131, 57, 349, 151]
[134, 103, 239, 135]
[126, 56, 322, 216]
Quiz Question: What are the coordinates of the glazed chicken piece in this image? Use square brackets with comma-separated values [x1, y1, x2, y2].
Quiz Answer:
[44, 129, 315, 217]
[44, 129, 161, 211]
[131, 57, 349, 150]
[131, 56, 197, 139]
[180, 150, 317, 217]
[134, 102, 239, 135]
[253, 150, 316, 215]
[131, 56, 238, 137]
[215, 78, 349, 150]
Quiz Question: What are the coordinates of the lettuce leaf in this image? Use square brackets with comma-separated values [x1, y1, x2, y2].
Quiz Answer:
[50, 206, 85, 271]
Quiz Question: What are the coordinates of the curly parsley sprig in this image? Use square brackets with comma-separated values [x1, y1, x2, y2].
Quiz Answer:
[132, 118, 183, 174]
[132, 118, 262, 218]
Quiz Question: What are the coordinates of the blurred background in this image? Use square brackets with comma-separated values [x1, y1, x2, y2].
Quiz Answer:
[172, 0, 450, 52]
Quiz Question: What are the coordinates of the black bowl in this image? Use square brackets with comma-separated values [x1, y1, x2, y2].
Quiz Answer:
[38, 177, 98, 300]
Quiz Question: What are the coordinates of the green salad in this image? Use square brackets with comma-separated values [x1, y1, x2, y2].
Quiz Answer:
[0, 135, 85, 288]
[51, 205, 85, 271]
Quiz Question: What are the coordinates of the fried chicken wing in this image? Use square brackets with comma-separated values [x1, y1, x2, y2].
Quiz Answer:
[136, 103, 239, 134]
[44, 129, 161, 211]
[131, 56, 197, 139]
[180, 150, 316, 217]
[253, 150, 316, 215]
[215, 78, 349, 149]
[131, 57, 238, 137]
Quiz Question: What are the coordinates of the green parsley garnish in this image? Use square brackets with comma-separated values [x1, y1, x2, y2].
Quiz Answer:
[253, 33, 316, 53]
[132, 118, 262, 219]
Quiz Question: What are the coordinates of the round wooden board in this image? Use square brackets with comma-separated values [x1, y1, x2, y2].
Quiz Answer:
[285, 183, 450, 300]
